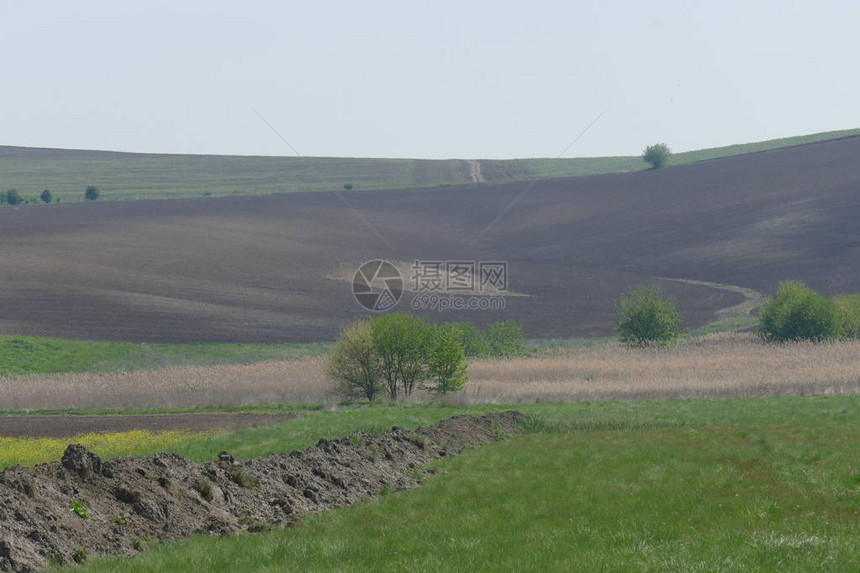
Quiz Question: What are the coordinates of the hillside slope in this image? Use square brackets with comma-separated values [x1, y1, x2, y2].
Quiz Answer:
[1, 129, 857, 202]
[0, 136, 858, 342]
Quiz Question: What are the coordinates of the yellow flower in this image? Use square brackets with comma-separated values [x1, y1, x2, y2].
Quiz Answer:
[0, 430, 202, 469]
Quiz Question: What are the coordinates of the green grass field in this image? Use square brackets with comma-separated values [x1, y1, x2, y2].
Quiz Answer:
[2, 128, 857, 202]
[0, 335, 330, 376]
[21, 395, 857, 572]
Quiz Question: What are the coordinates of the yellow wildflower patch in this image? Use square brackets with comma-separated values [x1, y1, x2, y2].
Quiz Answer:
[0, 430, 200, 469]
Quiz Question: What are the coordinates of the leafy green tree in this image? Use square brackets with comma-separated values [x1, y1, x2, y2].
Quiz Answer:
[642, 143, 671, 169]
[758, 280, 841, 343]
[329, 313, 472, 401]
[369, 312, 432, 399]
[84, 186, 100, 201]
[485, 320, 528, 357]
[326, 320, 383, 402]
[834, 295, 860, 339]
[424, 327, 468, 395]
[40, 189, 53, 204]
[614, 285, 682, 346]
[440, 321, 491, 357]
[5, 189, 22, 206]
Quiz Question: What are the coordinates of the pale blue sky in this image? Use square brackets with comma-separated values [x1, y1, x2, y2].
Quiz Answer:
[2, 1, 857, 159]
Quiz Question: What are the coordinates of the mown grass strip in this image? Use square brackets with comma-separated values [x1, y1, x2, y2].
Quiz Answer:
[0, 335, 330, 376]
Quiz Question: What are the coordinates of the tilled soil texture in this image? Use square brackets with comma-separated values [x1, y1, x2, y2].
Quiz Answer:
[0, 411, 525, 572]
[0, 412, 298, 438]
[12, 137, 860, 343]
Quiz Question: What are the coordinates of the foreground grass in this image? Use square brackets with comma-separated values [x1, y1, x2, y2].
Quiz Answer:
[34, 395, 860, 572]
[0, 335, 330, 376]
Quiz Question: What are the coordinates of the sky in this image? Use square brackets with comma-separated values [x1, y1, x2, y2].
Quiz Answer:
[2, 0, 858, 159]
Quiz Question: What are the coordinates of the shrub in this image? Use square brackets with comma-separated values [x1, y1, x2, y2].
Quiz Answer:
[424, 328, 468, 395]
[5, 189, 22, 206]
[642, 143, 671, 169]
[758, 280, 841, 343]
[343, 183, 354, 191]
[485, 320, 528, 357]
[326, 320, 383, 402]
[834, 295, 860, 338]
[439, 321, 491, 357]
[614, 285, 682, 346]
[40, 189, 53, 204]
[84, 186, 100, 201]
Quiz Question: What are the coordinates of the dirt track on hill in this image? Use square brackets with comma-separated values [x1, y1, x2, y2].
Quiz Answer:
[0, 411, 525, 572]
[0, 412, 297, 438]
[0, 136, 858, 342]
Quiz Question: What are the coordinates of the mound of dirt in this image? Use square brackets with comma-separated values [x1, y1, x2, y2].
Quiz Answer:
[0, 411, 525, 572]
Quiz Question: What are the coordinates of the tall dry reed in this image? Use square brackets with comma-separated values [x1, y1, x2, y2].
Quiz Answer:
[2, 334, 859, 411]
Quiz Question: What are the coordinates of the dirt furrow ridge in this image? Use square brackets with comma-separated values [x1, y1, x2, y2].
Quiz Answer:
[0, 411, 525, 572]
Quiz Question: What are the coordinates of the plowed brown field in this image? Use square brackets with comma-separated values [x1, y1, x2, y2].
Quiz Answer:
[1, 136, 858, 342]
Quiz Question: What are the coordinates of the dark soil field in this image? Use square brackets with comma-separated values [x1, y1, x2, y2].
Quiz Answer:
[1, 136, 858, 342]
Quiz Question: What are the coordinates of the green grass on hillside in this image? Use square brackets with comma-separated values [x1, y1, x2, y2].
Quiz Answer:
[50, 395, 860, 572]
[2, 129, 857, 202]
[0, 335, 330, 376]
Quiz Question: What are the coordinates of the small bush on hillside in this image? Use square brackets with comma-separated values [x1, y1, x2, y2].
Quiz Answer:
[5, 189, 22, 206]
[614, 285, 682, 346]
[758, 280, 841, 343]
[642, 143, 672, 169]
[85, 186, 100, 201]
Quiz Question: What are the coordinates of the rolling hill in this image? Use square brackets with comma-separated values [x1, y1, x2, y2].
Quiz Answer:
[0, 134, 858, 342]
[1, 129, 858, 202]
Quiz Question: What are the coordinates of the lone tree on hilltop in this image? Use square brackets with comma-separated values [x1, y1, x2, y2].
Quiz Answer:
[642, 143, 672, 169]
[84, 186, 100, 201]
